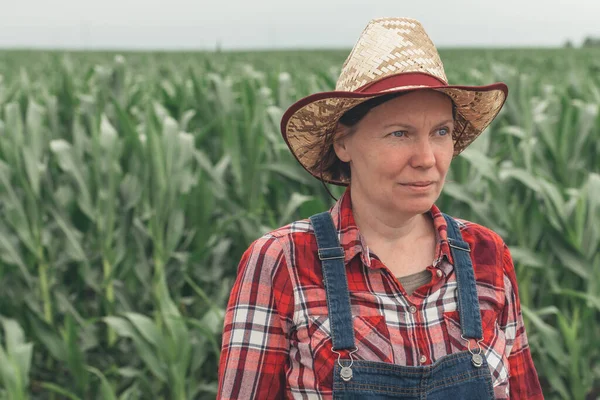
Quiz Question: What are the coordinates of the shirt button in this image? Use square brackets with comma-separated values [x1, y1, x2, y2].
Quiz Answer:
[419, 355, 427, 364]
[436, 269, 443, 278]
[409, 305, 417, 314]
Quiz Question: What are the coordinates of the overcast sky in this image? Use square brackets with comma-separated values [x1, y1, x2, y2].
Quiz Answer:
[1, 0, 598, 50]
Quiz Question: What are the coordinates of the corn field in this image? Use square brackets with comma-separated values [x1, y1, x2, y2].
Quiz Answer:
[0, 47, 599, 399]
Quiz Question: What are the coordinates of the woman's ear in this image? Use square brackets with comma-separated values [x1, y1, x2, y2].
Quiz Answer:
[333, 124, 352, 163]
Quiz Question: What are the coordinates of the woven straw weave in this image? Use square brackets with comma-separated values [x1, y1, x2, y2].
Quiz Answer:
[337, 18, 447, 91]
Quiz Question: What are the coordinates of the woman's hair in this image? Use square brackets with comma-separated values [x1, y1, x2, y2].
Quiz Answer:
[311, 91, 457, 184]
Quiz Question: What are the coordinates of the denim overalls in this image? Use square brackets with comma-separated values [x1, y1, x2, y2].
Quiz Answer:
[309, 212, 495, 399]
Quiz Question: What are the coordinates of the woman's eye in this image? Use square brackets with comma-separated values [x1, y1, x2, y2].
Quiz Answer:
[391, 131, 406, 138]
[438, 127, 450, 136]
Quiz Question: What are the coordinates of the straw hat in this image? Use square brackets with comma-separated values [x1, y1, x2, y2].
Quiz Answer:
[280, 17, 508, 186]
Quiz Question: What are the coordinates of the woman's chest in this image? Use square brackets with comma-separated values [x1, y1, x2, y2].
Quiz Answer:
[286, 264, 510, 397]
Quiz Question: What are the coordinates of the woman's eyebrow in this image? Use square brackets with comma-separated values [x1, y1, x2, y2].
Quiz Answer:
[382, 119, 455, 129]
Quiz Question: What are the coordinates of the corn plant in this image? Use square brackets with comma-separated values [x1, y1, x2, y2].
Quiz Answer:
[0, 318, 33, 400]
[0, 47, 599, 399]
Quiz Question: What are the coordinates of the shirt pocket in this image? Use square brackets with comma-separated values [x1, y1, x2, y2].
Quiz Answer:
[443, 310, 510, 392]
[308, 314, 394, 363]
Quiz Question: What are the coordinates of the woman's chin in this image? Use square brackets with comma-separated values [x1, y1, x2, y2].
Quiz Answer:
[388, 199, 434, 217]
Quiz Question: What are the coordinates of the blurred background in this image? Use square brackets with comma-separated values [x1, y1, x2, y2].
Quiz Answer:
[0, 1, 599, 399]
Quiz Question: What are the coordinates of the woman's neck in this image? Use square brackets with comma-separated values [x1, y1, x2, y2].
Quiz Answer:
[349, 186, 432, 247]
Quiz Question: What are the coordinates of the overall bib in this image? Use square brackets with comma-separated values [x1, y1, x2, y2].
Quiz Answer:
[309, 212, 495, 399]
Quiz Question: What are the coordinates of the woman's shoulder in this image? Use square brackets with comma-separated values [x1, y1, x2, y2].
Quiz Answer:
[446, 216, 516, 301]
[447, 215, 507, 247]
[266, 218, 315, 239]
[244, 217, 318, 257]
[445, 215, 509, 265]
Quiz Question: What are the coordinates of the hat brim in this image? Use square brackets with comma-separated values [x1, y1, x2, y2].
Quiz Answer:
[281, 73, 508, 186]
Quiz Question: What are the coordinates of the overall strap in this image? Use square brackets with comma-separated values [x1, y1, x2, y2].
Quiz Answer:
[309, 212, 356, 351]
[442, 213, 483, 340]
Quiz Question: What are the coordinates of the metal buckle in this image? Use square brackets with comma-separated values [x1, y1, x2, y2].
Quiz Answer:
[448, 242, 471, 253]
[331, 346, 359, 382]
[318, 247, 345, 260]
[461, 334, 484, 367]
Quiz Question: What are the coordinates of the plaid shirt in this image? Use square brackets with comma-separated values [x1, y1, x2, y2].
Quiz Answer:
[218, 189, 543, 399]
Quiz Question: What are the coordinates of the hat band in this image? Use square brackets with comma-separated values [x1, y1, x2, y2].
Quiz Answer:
[355, 72, 447, 93]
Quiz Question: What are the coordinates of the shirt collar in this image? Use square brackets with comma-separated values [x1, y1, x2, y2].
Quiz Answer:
[429, 203, 455, 275]
[327, 187, 368, 266]
[328, 187, 455, 273]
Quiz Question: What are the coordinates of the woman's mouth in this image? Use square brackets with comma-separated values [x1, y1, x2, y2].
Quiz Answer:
[399, 181, 435, 191]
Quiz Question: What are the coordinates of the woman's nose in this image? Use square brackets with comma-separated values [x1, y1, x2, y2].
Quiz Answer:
[409, 138, 436, 169]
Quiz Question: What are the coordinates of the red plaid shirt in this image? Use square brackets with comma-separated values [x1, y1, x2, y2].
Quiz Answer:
[218, 189, 543, 399]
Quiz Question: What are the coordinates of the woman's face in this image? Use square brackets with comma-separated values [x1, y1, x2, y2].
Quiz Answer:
[333, 90, 455, 219]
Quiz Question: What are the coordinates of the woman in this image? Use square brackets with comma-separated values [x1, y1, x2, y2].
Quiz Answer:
[218, 18, 543, 399]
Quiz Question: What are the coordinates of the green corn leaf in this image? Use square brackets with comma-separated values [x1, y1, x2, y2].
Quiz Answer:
[0, 224, 33, 285]
[86, 366, 117, 400]
[38, 382, 82, 400]
[0, 318, 32, 397]
[509, 247, 545, 268]
[165, 209, 185, 258]
[521, 306, 567, 363]
[498, 167, 541, 193]
[104, 316, 167, 381]
[48, 208, 87, 263]
[458, 147, 497, 180]
[49, 139, 95, 220]
[278, 192, 313, 227]
[26, 315, 67, 362]
[3, 319, 26, 358]
[123, 313, 164, 349]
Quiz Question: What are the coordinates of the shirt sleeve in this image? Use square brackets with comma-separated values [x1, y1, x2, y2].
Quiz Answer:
[217, 235, 293, 399]
[500, 243, 545, 399]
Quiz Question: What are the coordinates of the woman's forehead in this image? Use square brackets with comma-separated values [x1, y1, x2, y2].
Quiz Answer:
[378, 90, 453, 110]
[364, 92, 454, 124]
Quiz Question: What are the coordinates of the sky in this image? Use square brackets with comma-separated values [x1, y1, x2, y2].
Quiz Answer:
[1, 0, 598, 50]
